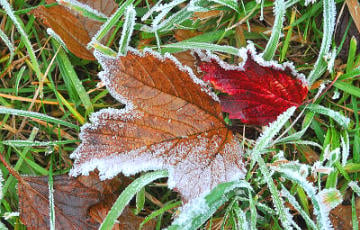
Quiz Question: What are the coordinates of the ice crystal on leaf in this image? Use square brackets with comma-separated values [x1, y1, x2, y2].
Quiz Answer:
[198, 43, 308, 126]
[70, 49, 246, 202]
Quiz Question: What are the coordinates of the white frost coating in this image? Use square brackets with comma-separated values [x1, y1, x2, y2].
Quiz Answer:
[70, 149, 165, 180]
[141, 0, 162, 21]
[188, 0, 209, 12]
[118, 5, 136, 56]
[48, 182, 55, 230]
[196, 42, 308, 86]
[305, 0, 317, 5]
[325, 48, 337, 73]
[150, 0, 187, 27]
[340, 132, 349, 166]
[170, 196, 208, 229]
[349, 181, 360, 196]
[317, 188, 342, 212]
[3, 212, 19, 220]
[57, 0, 107, 18]
[47, 28, 69, 52]
[331, 89, 340, 100]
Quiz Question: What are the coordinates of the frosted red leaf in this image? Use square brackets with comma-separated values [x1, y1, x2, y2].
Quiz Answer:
[198, 44, 308, 126]
[70, 49, 246, 202]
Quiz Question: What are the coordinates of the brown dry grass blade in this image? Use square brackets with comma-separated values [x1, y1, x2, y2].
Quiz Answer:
[71, 51, 246, 202]
[31, 0, 117, 60]
[18, 173, 127, 229]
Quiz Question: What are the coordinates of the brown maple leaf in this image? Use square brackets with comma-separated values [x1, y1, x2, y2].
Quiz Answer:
[70, 49, 246, 202]
[31, 0, 117, 60]
[17, 172, 126, 230]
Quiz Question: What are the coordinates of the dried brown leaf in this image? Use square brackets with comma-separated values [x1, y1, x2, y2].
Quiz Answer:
[18, 173, 126, 230]
[70, 50, 246, 202]
[31, 0, 117, 60]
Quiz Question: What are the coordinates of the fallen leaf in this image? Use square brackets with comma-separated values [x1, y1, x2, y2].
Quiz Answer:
[31, 0, 117, 60]
[199, 43, 308, 126]
[70, 48, 246, 202]
[330, 201, 360, 229]
[18, 172, 126, 229]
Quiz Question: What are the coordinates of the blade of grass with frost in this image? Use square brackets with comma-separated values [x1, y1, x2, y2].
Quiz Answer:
[92, 41, 117, 57]
[307, 104, 350, 128]
[57, 0, 107, 22]
[341, 131, 350, 166]
[99, 170, 168, 230]
[15, 66, 26, 96]
[349, 181, 360, 196]
[90, 0, 135, 47]
[0, 0, 42, 80]
[249, 191, 257, 230]
[307, 0, 336, 86]
[47, 29, 69, 53]
[48, 159, 55, 230]
[233, 204, 249, 229]
[279, 168, 336, 229]
[210, 0, 240, 12]
[51, 40, 93, 115]
[156, 7, 193, 32]
[151, 0, 187, 26]
[118, 5, 136, 56]
[262, 0, 286, 61]
[249, 107, 296, 228]
[167, 180, 252, 230]
[280, 185, 317, 229]
[162, 42, 239, 55]
[0, 107, 78, 129]
[1, 140, 79, 147]
[0, 28, 15, 68]
[2, 128, 38, 196]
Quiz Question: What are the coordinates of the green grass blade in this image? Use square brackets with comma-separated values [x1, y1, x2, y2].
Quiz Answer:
[51, 39, 94, 115]
[262, 0, 286, 61]
[0, 107, 78, 129]
[306, 0, 336, 86]
[0, 0, 42, 80]
[99, 170, 168, 230]
[1, 140, 79, 147]
[162, 42, 240, 55]
[118, 5, 136, 56]
[90, 0, 136, 47]
[306, 104, 350, 128]
[168, 180, 252, 230]
[334, 81, 360, 98]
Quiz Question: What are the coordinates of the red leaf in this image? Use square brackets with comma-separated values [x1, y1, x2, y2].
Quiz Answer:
[70, 49, 246, 202]
[198, 44, 308, 126]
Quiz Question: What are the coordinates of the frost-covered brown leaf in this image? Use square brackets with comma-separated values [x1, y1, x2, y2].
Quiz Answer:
[31, 0, 117, 60]
[70, 49, 247, 202]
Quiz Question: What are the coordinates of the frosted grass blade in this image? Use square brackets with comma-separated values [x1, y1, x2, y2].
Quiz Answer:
[307, 0, 336, 86]
[90, 0, 135, 47]
[162, 42, 239, 55]
[99, 170, 168, 230]
[307, 104, 350, 128]
[262, 0, 286, 61]
[118, 5, 136, 56]
[0, 107, 78, 129]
